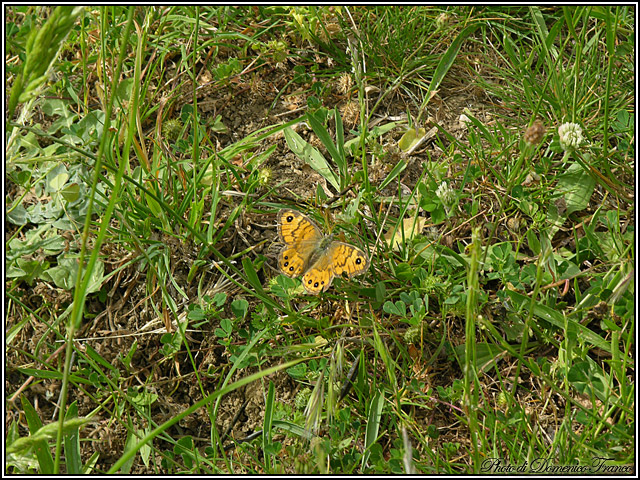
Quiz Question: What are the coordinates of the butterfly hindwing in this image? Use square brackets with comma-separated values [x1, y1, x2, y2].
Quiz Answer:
[301, 244, 336, 294]
[278, 246, 308, 277]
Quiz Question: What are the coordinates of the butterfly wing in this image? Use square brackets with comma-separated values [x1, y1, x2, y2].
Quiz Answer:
[330, 242, 370, 278]
[301, 241, 369, 295]
[277, 209, 323, 277]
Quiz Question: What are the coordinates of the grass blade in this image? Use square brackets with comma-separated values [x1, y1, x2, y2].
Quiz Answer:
[283, 126, 340, 190]
[362, 390, 384, 471]
[20, 396, 54, 474]
[63, 402, 82, 474]
[263, 380, 276, 471]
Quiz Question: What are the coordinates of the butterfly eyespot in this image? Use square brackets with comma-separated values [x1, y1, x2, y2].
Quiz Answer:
[356, 258, 362, 265]
[286, 215, 294, 222]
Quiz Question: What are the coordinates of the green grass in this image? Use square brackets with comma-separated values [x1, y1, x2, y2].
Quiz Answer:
[5, 5, 635, 474]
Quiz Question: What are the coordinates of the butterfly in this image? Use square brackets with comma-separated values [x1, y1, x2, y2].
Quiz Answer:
[277, 209, 370, 295]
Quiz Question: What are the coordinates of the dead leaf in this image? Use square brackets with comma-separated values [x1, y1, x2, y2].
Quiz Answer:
[385, 216, 427, 251]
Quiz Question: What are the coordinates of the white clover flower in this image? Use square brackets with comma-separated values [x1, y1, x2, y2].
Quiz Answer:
[436, 181, 456, 210]
[558, 122, 584, 151]
[436, 13, 451, 29]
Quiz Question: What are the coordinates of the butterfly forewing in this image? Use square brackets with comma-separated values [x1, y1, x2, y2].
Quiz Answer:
[277, 209, 323, 246]
[301, 241, 369, 294]
[330, 242, 370, 278]
[277, 210, 323, 278]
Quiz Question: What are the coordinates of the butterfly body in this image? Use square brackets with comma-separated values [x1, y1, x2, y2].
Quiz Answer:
[277, 209, 369, 294]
